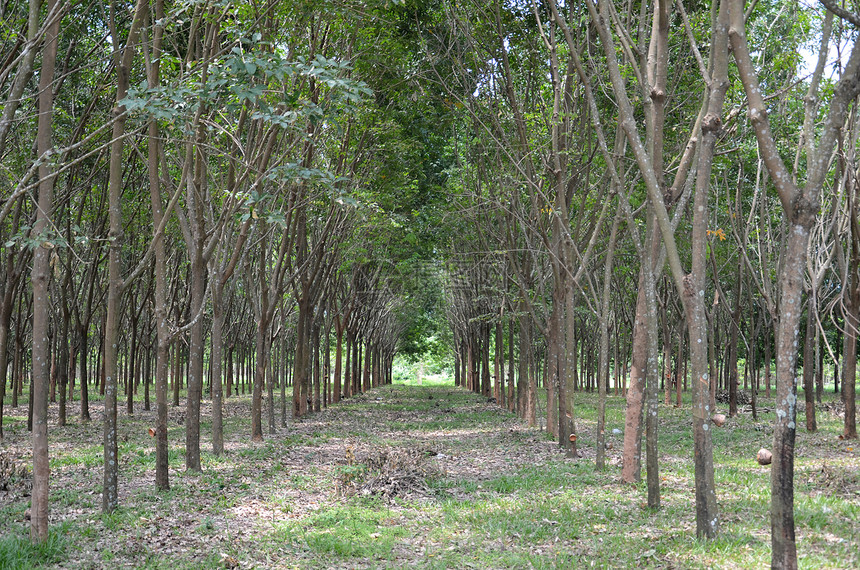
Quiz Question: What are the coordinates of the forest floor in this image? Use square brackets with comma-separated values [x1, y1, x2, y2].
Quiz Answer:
[0, 381, 858, 569]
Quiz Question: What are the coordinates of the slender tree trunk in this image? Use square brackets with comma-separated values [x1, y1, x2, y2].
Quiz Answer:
[127, 314, 137, 414]
[682, 0, 729, 537]
[362, 340, 371, 393]
[815, 328, 823, 403]
[518, 316, 534, 425]
[0, 271, 17, 438]
[313, 320, 321, 412]
[481, 323, 492, 398]
[675, 328, 684, 407]
[268, 334, 276, 431]
[252, 313, 270, 441]
[292, 298, 311, 418]
[494, 320, 502, 403]
[844, 278, 859, 439]
[728, 259, 743, 417]
[79, 321, 90, 420]
[344, 330, 352, 398]
[227, 346, 233, 399]
[622, 267, 650, 483]
[103, 0, 147, 510]
[453, 338, 461, 388]
[508, 319, 516, 412]
[764, 326, 772, 399]
[30, 0, 60, 539]
[334, 325, 343, 403]
[662, 306, 672, 406]
[143, 341, 150, 411]
[185, 240, 205, 470]
[643, 215, 661, 509]
[597, 213, 620, 469]
[280, 337, 288, 426]
[845, 176, 860, 439]
[211, 284, 225, 455]
[803, 295, 817, 432]
[58, 299, 69, 427]
[563, 290, 577, 456]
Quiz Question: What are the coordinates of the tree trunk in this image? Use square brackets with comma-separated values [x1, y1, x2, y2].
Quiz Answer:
[661, 305, 673, 406]
[728, 259, 743, 417]
[280, 336, 289, 426]
[211, 283, 225, 455]
[508, 319, 516, 412]
[494, 320, 502, 403]
[362, 340, 371, 393]
[268, 335, 276, 431]
[252, 312, 270, 441]
[643, 216, 661, 509]
[313, 319, 321, 412]
[334, 324, 343, 403]
[481, 323, 492, 398]
[597, 213, 620, 469]
[57, 294, 69, 427]
[30, 0, 60, 539]
[563, 291, 577, 457]
[0, 236, 23, 437]
[764, 325, 772, 399]
[103, 0, 147, 512]
[518, 316, 534, 425]
[185, 239, 205, 470]
[622, 269, 649, 483]
[292, 297, 311, 418]
[547, 285, 562, 441]
[815, 327, 823, 403]
[803, 295, 817, 432]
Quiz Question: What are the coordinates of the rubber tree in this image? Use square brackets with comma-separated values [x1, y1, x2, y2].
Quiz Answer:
[728, 0, 860, 565]
[30, 0, 61, 542]
[588, 0, 730, 536]
[102, 0, 148, 513]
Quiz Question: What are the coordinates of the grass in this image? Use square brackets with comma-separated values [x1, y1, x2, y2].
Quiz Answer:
[274, 499, 411, 560]
[0, 377, 858, 568]
[0, 523, 69, 569]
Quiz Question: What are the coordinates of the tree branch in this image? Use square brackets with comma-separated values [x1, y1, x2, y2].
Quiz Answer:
[819, 0, 860, 28]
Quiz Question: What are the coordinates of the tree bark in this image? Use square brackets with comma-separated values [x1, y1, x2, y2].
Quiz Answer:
[30, 0, 61, 540]
[622, 265, 649, 483]
[803, 295, 817, 432]
[103, 0, 148, 512]
[597, 213, 621, 469]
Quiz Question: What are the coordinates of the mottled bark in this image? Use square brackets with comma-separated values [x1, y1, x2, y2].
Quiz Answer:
[622, 269, 648, 483]
[803, 296, 817, 432]
[728, 259, 743, 417]
[333, 324, 344, 403]
[292, 298, 311, 419]
[103, 0, 148, 512]
[597, 213, 621, 470]
[30, 0, 61, 540]
[643, 216, 661, 509]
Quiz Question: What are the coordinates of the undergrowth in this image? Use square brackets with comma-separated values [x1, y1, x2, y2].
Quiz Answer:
[0, 381, 857, 568]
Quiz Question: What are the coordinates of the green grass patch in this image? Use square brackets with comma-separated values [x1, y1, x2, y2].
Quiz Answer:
[0, 523, 68, 569]
[273, 499, 410, 560]
[1, 414, 26, 426]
